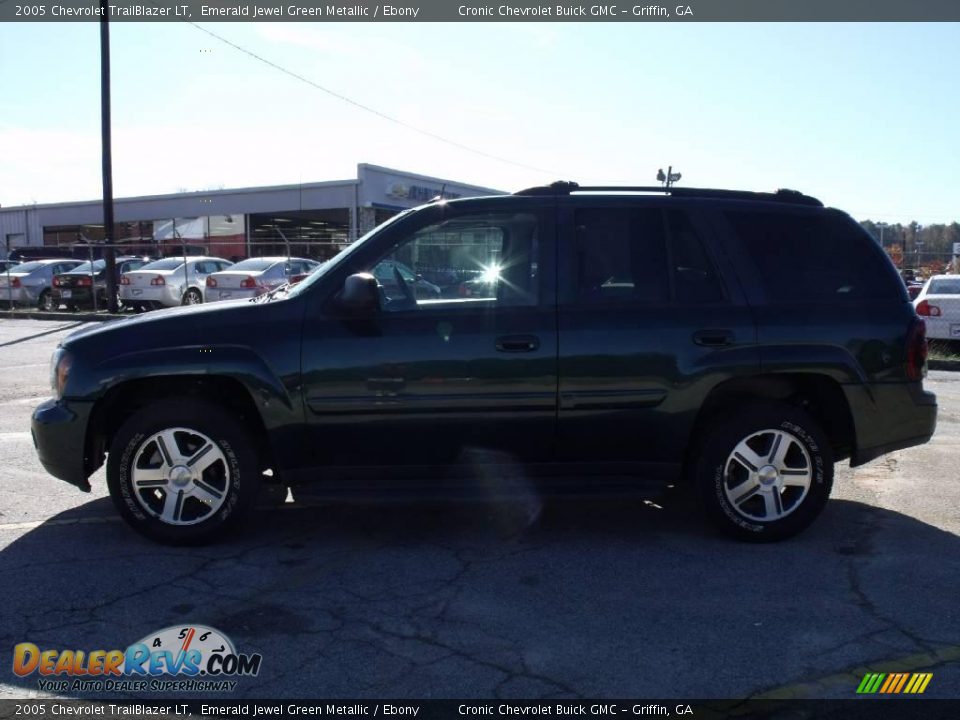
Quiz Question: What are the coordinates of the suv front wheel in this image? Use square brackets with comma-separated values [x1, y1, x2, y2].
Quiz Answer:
[106, 398, 261, 544]
[693, 402, 833, 542]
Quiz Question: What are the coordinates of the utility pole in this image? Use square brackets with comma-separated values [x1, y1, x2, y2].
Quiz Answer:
[100, 0, 118, 313]
[657, 166, 682, 188]
[876, 221, 887, 246]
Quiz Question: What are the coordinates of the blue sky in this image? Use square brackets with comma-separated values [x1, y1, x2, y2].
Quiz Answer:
[0, 21, 957, 223]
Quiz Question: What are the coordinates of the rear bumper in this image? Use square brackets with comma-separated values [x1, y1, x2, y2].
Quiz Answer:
[31, 398, 94, 491]
[923, 318, 958, 341]
[205, 288, 258, 302]
[120, 284, 181, 307]
[53, 287, 98, 306]
[846, 382, 937, 467]
[0, 287, 32, 305]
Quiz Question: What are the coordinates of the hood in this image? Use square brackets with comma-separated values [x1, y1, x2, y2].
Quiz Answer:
[61, 296, 255, 347]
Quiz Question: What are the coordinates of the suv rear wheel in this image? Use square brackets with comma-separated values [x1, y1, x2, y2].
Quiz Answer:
[106, 398, 261, 544]
[692, 402, 833, 542]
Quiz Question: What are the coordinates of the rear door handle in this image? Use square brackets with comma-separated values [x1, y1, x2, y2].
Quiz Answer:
[693, 329, 734, 347]
[495, 334, 540, 353]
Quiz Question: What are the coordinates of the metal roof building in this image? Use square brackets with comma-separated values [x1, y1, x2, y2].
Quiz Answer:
[0, 164, 504, 261]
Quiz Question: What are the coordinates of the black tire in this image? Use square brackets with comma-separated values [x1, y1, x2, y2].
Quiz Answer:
[181, 288, 203, 305]
[106, 398, 261, 545]
[692, 402, 833, 542]
[38, 289, 54, 311]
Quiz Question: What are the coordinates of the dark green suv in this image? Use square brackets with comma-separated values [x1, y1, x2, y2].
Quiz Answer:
[31, 183, 937, 544]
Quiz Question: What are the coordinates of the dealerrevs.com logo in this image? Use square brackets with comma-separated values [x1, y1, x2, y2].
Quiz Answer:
[12, 625, 262, 693]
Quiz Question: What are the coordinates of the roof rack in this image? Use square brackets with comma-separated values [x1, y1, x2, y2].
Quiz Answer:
[514, 181, 823, 207]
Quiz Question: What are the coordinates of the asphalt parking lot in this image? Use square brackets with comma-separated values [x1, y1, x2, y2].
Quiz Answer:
[1, 318, 958, 701]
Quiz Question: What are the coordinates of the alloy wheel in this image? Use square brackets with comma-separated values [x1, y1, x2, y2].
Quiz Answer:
[130, 427, 230, 526]
[722, 428, 813, 522]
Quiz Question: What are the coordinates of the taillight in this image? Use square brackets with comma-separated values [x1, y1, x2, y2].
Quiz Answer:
[53, 277, 62, 287]
[120, 276, 130, 285]
[78, 276, 92, 287]
[11, 277, 21, 288]
[906, 318, 928, 381]
[915, 300, 941, 317]
[206, 276, 217, 288]
[150, 276, 165, 286]
[240, 276, 257, 288]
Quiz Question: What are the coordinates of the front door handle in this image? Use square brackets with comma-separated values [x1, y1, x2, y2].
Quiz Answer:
[693, 329, 734, 347]
[495, 334, 540, 353]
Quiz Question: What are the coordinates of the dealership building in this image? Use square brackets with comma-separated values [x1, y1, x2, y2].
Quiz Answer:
[0, 164, 504, 261]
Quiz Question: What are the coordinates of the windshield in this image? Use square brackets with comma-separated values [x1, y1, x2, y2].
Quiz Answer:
[226, 258, 278, 272]
[67, 260, 107, 274]
[285, 209, 416, 299]
[9, 261, 46, 273]
[140, 258, 185, 271]
[928, 278, 960, 295]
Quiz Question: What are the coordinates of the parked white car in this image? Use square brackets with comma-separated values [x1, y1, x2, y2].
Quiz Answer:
[120, 256, 233, 310]
[204, 256, 320, 302]
[913, 274, 960, 340]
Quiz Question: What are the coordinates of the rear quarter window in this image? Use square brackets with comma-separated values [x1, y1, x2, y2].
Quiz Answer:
[725, 209, 902, 303]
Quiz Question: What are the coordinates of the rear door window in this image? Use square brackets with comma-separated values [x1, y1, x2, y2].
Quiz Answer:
[572, 207, 726, 306]
[574, 207, 669, 304]
[726, 210, 901, 303]
[666, 210, 726, 304]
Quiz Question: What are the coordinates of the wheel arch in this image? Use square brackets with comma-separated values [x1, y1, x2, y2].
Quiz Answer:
[687, 373, 855, 474]
[85, 375, 276, 480]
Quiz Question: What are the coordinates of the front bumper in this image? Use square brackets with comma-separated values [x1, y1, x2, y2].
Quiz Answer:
[31, 398, 94, 491]
[846, 382, 938, 466]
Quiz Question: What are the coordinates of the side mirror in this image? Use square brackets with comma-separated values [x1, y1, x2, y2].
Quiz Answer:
[338, 272, 380, 314]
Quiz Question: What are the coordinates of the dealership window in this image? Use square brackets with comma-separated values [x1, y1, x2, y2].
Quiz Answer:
[249, 209, 349, 262]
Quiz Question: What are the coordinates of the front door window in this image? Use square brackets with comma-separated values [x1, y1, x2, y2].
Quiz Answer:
[364, 212, 540, 311]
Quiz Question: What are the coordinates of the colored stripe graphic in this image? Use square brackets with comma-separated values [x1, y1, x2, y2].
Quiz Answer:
[858, 672, 932, 694]
[893, 673, 910, 693]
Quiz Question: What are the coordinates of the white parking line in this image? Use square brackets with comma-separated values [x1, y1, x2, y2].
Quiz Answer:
[0, 432, 31, 441]
[0, 516, 121, 531]
[0, 396, 51, 406]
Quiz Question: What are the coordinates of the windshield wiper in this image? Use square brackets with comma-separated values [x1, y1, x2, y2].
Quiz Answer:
[253, 282, 292, 303]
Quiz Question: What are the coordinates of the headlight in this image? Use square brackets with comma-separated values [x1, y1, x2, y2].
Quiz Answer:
[49, 347, 72, 399]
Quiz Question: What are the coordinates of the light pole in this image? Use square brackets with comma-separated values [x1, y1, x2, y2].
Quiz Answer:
[876, 221, 888, 246]
[99, 0, 118, 312]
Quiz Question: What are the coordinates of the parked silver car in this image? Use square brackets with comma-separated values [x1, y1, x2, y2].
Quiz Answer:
[0, 258, 84, 309]
[203, 256, 320, 302]
[119, 256, 233, 310]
